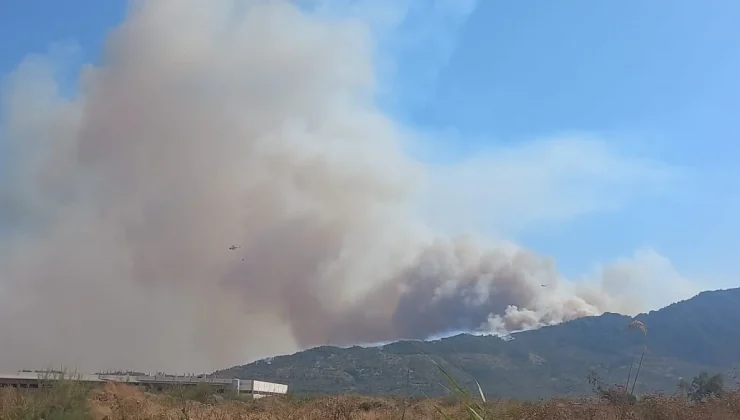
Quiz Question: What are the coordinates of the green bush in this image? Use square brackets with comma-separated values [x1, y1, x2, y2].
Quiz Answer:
[0, 375, 92, 420]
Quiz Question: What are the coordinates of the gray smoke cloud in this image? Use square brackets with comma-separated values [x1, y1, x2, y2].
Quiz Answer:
[0, 0, 699, 373]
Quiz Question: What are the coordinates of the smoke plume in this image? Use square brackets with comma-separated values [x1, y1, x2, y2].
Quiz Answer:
[0, 0, 697, 373]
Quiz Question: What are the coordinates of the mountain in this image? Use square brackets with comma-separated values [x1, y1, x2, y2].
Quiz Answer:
[215, 288, 740, 399]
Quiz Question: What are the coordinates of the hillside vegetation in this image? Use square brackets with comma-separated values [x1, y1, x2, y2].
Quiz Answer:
[217, 288, 740, 399]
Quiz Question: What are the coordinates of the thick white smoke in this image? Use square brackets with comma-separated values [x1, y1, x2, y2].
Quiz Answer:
[0, 0, 699, 373]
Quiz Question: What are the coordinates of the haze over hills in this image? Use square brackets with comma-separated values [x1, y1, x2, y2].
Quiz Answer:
[3, 0, 729, 375]
[2, 0, 739, 378]
[216, 287, 740, 399]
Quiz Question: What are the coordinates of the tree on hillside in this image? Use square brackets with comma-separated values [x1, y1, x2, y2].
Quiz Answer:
[587, 371, 636, 405]
[683, 372, 724, 402]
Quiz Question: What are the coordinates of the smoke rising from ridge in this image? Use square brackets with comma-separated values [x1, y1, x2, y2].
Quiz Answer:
[0, 0, 698, 372]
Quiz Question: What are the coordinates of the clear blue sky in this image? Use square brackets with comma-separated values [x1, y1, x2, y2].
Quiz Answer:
[1, 0, 738, 293]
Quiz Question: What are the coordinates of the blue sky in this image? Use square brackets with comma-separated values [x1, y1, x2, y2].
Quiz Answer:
[1, 0, 739, 295]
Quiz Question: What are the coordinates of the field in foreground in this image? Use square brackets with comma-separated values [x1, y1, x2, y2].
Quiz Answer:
[2, 381, 740, 420]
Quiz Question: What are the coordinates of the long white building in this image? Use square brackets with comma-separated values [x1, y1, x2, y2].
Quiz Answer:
[0, 371, 287, 398]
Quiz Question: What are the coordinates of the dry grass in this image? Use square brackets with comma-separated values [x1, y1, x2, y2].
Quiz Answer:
[3, 382, 740, 419]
